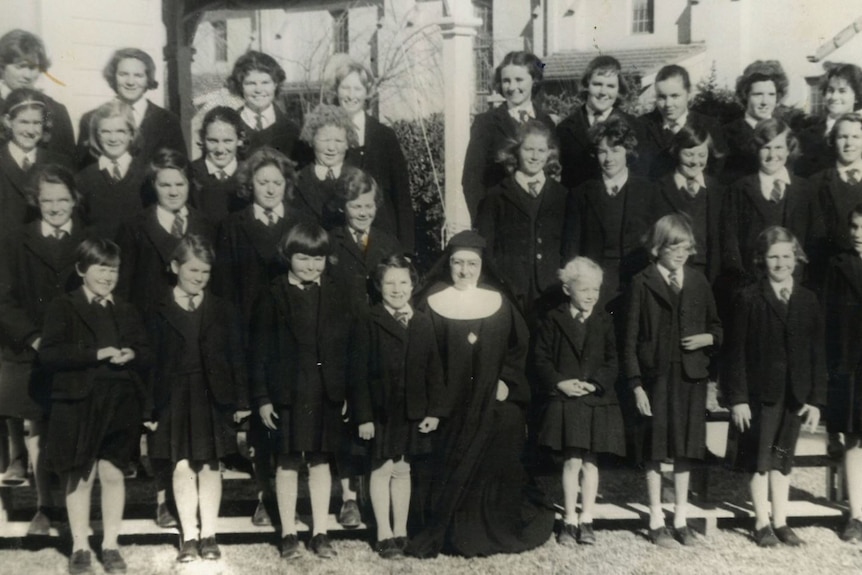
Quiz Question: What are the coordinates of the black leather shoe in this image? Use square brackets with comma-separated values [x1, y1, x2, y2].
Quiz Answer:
[156, 502, 178, 528]
[337, 500, 361, 528]
[252, 500, 272, 526]
[310, 533, 337, 558]
[578, 522, 596, 545]
[68, 550, 93, 575]
[841, 517, 862, 542]
[376, 538, 404, 559]
[649, 526, 678, 548]
[280, 534, 302, 560]
[774, 525, 803, 546]
[101, 548, 127, 573]
[200, 536, 221, 560]
[754, 524, 780, 547]
[557, 522, 577, 547]
[176, 539, 199, 563]
[674, 525, 699, 546]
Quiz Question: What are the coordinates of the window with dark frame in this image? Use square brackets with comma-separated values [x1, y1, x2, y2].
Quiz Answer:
[632, 0, 655, 34]
[806, 75, 826, 116]
[332, 9, 350, 54]
[473, 0, 493, 95]
[213, 20, 228, 62]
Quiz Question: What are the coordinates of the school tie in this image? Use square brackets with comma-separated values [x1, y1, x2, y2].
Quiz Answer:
[668, 270, 681, 294]
[111, 160, 122, 182]
[52, 227, 67, 240]
[779, 287, 791, 305]
[664, 119, 680, 135]
[264, 208, 276, 227]
[325, 168, 336, 181]
[255, 113, 264, 131]
[186, 294, 197, 312]
[92, 295, 108, 308]
[607, 184, 620, 197]
[846, 169, 860, 186]
[299, 281, 317, 291]
[685, 178, 699, 198]
[352, 229, 367, 251]
[770, 179, 785, 203]
[21, 156, 32, 171]
[216, 169, 228, 181]
[393, 310, 410, 329]
[171, 212, 185, 238]
[527, 180, 541, 197]
[518, 110, 529, 125]
[572, 310, 586, 349]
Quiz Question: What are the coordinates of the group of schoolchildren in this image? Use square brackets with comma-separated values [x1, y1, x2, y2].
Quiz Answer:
[1, 22, 862, 574]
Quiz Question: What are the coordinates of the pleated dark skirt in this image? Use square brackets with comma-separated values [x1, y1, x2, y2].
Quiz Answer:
[726, 399, 802, 475]
[538, 397, 626, 457]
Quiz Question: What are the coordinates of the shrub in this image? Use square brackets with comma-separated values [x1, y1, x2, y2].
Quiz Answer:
[690, 63, 743, 126]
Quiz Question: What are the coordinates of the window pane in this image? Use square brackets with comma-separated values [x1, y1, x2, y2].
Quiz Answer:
[632, 0, 654, 34]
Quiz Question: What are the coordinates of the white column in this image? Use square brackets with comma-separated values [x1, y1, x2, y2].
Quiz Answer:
[438, 8, 482, 240]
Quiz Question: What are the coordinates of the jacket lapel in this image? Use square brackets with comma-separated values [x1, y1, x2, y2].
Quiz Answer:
[761, 280, 788, 325]
[741, 177, 771, 222]
[500, 178, 532, 217]
[835, 253, 862, 301]
[335, 227, 367, 265]
[643, 265, 673, 308]
[70, 288, 103, 336]
[552, 306, 586, 358]
[0, 146, 29, 198]
[141, 209, 178, 266]
[371, 305, 407, 343]
[658, 174, 687, 213]
[783, 176, 803, 220]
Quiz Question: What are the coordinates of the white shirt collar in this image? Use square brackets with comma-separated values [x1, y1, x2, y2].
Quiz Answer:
[507, 102, 535, 122]
[173, 286, 203, 311]
[287, 271, 321, 287]
[82, 285, 114, 305]
[314, 163, 343, 180]
[253, 202, 284, 224]
[0, 82, 11, 99]
[586, 105, 612, 126]
[758, 168, 791, 201]
[663, 111, 688, 132]
[769, 277, 794, 300]
[673, 170, 705, 192]
[241, 105, 276, 130]
[205, 157, 237, 177]
[8, 141, 37, 169]
[744, 113, 761, 130]
[156, 204, 189, 235]
[837, 159, 862, 182]
[98, 152, 132, 177]
[384, 302, 413, 321]
[826, 116, 837, 136]
[602, 168, 629, 194]
[351, 111, 366, 146]
[41, 219, 73, 238]
[129, 98, 148, 128]
[569, 303, 592, 321]
[514, 170, 546, 194]
[656, 262, 684, 288]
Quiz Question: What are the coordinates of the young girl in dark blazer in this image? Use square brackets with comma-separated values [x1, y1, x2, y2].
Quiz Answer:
[625, 214, 722, 547]
[115, 149, 214, 316]
[0, 165, 86, 532]
[40, 238, 152, 575]
[190, 106, 249, 224]
[535, 257, 623, 546]
[75, 101, 150, 239]
[723, 226, 826, 547]
[145, 235, 250, 563]
[354, 254, 446, 558]
[462, 51, 556, 220]
[824, 205, 862, 543]
[476, 119, 569, 321]
[1, 88, 72, 234]
[723, 118, 823, 286]
[251, 221, 358, 560]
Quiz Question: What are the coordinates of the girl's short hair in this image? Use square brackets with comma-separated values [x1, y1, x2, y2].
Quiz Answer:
[334, 166, 382, 208]
[848, 203, 862, 225]
[558, 256, 604, 285]
[655, 65, 692, 92]
[735, 60, 789, 103]
[277, 220, 331, 262]
[828, 112, 862, 148]
[589, 116, 639, 162]
[669, 119, 722, 160]
[226, 51, 286, 97]
[103, 48, 159, 92]
[147, 148, 189, 185]
[75, 237, 121, 272]
[235, 146, 297, 201]
[0, 29, 50, 71]
[496, 119, 561, 177]
[299, 104, 358, 147]
[2, 87, 52, 143]
[750, 117, 800, 160]
[198, 106, 249, 157]
[26, 163, 81, 207]
[752, 225, 808, 269]
[171, 233, 215, 266]
[494, 51, 544, 97]
[373, 253, 418, 291]
[88, 100, 137, 157]
[580, 55, 629, 101]
[331, 59, 374, 105]
[643, 213, 698, 259]
[820, 63, 862, 109]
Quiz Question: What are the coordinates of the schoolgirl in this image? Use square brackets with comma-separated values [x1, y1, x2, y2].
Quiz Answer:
[146, 235, 250, 562]
[461, 51, 556, 219]
[353, 254, 446, 558]
[189, 106, 249, 223]
[250, 221, 358, 560]
[534, 257, 624, 546]
[723, 226, 825, 547]
[0, 164, 86, 532]
[40, 237, 152, 574]
[476, 118, 569, 321]
[624, 214, 722, 547]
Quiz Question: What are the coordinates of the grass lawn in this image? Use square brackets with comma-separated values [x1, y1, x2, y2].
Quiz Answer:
[2, 462, 861, 574]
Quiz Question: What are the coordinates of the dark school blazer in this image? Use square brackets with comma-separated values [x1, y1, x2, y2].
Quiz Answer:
[533, 303, 619, 406]
[241, 106, 302, 163]
[114, 205, 215, 314]
[0, 146, 73, 234]
[461, 103, 556, 219]
[824, 252, 862, 378]
[720, 117, 757, 185]
[0, 219, 87, 362]
[147, 292, 248, 414]
[345, 114, 415, 252]
[653, 173, 725, 282]
[722, 174, 823, 280]
[636, 109, 727, 180]
[39, 288, 153, 402]
[76, 100, 186, 168]
[352, 305, 449, 425]
[188, 157, 248, 224]
[249, 274, 359, 407]
[811, 167, 862, 258]
[327, 225, 403, 317]
[556, 105, 640, 190]
[476, 176, 569, 302]
[624, 264, 722, 387]
[75, 157, 151, 239]
[721, 279, 826, 407]
[794, 118, 834, 178]
[0, 94, 75, 160]
[292, 164, 345, 231]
